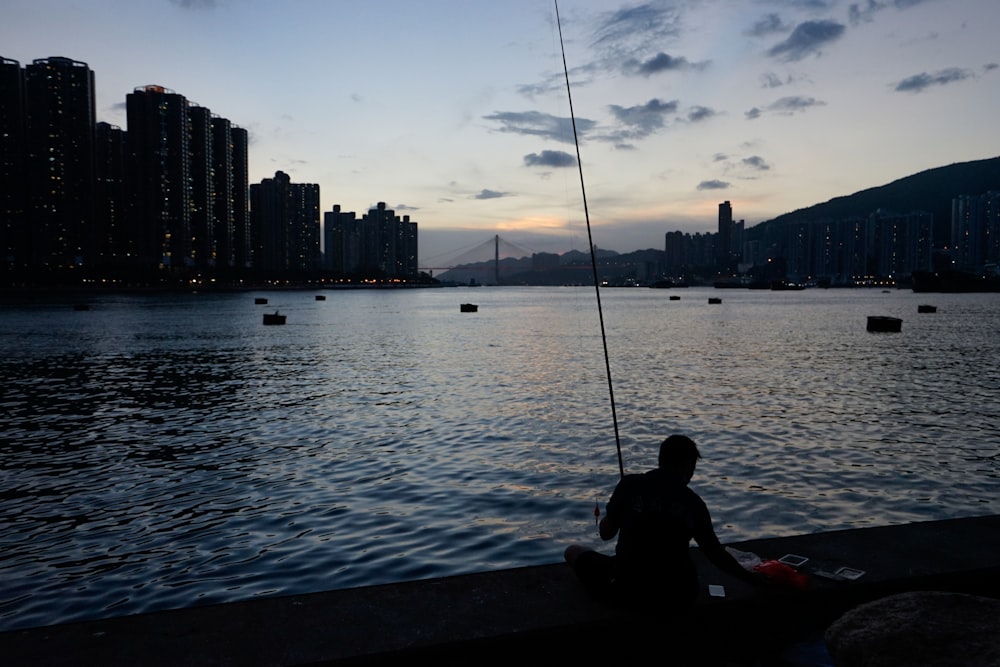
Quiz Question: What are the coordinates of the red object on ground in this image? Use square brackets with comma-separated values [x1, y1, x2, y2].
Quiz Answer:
[753, 560, 810, 590]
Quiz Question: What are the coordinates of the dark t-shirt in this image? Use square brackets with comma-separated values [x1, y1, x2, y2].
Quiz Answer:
[605, 468, 721, 599]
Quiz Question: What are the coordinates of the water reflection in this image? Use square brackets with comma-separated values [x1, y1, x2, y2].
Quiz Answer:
[1, 287, 998, 630]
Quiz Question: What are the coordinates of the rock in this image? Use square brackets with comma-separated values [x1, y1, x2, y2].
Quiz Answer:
[825, 590, 1000, 667]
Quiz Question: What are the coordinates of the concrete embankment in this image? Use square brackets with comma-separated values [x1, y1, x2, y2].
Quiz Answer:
[2, 515, 998, 666]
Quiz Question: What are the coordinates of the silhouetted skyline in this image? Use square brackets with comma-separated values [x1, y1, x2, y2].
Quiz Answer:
[2, 0, 998, 262]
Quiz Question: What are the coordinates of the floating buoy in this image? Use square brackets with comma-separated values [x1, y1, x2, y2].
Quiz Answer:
[867, 315, 902, 332]
[263, 311, 286, 325]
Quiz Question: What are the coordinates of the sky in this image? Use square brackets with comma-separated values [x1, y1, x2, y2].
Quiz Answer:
[3, 0, 998, 267]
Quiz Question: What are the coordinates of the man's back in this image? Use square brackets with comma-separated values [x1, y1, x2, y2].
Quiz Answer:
[607, 468, 714, 595]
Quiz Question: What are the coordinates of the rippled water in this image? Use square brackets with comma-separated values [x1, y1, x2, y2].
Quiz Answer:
[2, 286, 998, 630]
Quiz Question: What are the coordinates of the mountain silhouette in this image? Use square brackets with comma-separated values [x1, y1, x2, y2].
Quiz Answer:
[752, 155, 1000, 244]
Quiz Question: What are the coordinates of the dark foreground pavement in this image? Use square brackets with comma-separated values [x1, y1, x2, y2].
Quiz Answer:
[3, 515, 999, 666]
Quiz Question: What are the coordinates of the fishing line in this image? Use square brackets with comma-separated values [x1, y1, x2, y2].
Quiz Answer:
[554, 0, 624, 480]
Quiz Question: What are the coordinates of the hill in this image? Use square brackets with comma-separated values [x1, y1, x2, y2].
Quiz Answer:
[752, 156, 1000, 244]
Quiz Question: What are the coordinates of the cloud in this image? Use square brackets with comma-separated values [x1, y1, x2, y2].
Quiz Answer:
[849, 0, 932, 25]
[849, 0, 881, 24]
[523, 150, 577, 168]
[169, 0, 220, 8]
[760, 71, 811, 89]
[624, 52, 709, 76]
[742, 156, 770, 171]
[697, 180, 730, 191]
[893, 67, 974, 93]
[767, 20, 846, 61]
[746, 95, 826, 119]
[474, 189, 508, 200]
[686, 106, 716, 123]
[772, 95, 826, 113]
[760, 72, 784, 88]
[483, 111, 592, 144]
[592, 3, 683, 50]
[607, 98, 678, 138]
[746, 13, 788, 37]
[985, 63, 999, 72]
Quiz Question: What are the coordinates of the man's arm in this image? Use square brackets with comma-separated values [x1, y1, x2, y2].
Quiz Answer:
[700, 541, 770, 587]
[690, 496, 770, 588]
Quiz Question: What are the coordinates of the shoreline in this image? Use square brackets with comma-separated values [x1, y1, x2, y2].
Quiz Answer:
[2, 515, 998, 665]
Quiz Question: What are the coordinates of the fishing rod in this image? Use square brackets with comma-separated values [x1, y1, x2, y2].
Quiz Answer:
[554, 0, 624, 481]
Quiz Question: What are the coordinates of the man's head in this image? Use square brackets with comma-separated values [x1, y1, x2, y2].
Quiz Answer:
[658, 434, 701, 481]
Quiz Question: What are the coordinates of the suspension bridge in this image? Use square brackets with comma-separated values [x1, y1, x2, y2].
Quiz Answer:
[418, 235, 538, 281]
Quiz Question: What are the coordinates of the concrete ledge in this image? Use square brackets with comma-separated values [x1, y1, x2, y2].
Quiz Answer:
[3, 515, 999, 666]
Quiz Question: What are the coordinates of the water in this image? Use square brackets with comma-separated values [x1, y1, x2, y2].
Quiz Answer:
[1, 286, 998, 631]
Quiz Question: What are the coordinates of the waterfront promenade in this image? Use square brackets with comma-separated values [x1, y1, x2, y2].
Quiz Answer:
[2, 515, 998, 665]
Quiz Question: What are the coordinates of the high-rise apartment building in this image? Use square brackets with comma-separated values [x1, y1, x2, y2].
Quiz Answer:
[211, 117, 234, 269]
[952, 192, 1000, 270]
[0, 57, 26, 269]
[717, 200, 734, 271]
[126, 85, 193, 270]
[188, 104, 214, 268]
[323, 202, 417, 279]
[323, 205, 358, 274]
[94, 121, 128, 267]
[125, 85, 247, 274]
[23, 57, 96, 270]
[365, 202, 417, 279]
[249, 171, 321, 275]
[230, 126, 250, 270]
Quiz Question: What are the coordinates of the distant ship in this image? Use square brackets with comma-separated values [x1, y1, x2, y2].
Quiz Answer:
[911, 270, 1000, 293]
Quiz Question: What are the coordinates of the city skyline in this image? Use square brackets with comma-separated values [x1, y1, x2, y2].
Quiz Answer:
[3, 0, 998, 264]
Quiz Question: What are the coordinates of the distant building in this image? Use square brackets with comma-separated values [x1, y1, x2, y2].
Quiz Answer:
[952, 191, 1000, 270]
[126, 84, 248, 274]
[0, 56, 26, 269]
[869, 209, 933, 278]
[230, 126, 251, 270]
[23, 57, 97, 270]
[323, 202, 417, 280]
[209, 117, 251, 270]
[94, 121, 128, 267]
[250, 171, 320, 275]
[717, 200, 736, 271]
[126, 85, 193, 270]
[663, 229, 715, 276]
[323, 205, 357, 274]
[188, 104, 214, 268]
[755, 209, 932, 284]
